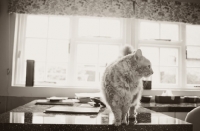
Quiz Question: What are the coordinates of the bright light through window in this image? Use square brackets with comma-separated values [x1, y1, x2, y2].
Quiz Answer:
[186, 25, 200, 86]
[13, 15, 123, 87]
[186, 25, 200, 45]
[26, 15, 48, 38]
[140, 21, 179, 41]
[15, 16, 200, 89]
[77, 44, 98, 64]
[160, 24, 179, 41]
[140, 21, 159, 40]
[78, 18, 121, 38]
[140, 46, 179, 86]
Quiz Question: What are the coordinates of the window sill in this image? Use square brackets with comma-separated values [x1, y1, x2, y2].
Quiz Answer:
[12, 84, 101, 89]
[6, 85, 200, 98]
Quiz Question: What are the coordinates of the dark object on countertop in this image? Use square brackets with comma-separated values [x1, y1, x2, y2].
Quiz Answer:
[78, 97, 91, 103]
[35, 99, 76, 105]
[91, 98, 106, 107]
[184, 96, 199, 103]
[143, 80, 151, 90]
[141, 96, 152, 103]
[155, 96, 181, 104]
[26, 60, 35, 87]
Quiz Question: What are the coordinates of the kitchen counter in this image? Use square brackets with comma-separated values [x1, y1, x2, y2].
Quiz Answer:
[0, 100, 192, 131]
[141, 102, 200, 112]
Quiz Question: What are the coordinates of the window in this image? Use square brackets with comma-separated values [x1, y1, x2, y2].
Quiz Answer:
[13, 15, 200, 89]
[137, 20, 181, 88]
[186, 25, 200, 86]
[137, 19, 200, 89]
[13, 14, 125, 87]
[139, 21, 179, 41]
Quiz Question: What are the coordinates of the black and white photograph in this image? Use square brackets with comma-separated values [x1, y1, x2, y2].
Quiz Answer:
[0, 0, 200, 130]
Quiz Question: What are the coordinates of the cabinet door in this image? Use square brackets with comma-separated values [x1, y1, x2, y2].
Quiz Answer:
[0, 97, 7, 114]
[175, 112, 188, 121]
[161, 112, 175, 118]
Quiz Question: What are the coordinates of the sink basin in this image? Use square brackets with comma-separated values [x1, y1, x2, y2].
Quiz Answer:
[155, 96, 181, 104]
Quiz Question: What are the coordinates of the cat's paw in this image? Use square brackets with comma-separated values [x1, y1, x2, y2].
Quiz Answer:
[129, 112, 137, 119]
[114, 121, 122, 126]
[121, 119, 129, 125]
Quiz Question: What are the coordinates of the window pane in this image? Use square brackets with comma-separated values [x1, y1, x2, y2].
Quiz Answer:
[140, 21, 159, 40]
[34, 62, 45, 81]
[187, 68, 200, 84]
[21, 62, 26, 83]
[77, 44, 98, 63]
[160, 67, 177, 84]
[151, 66, 159, 85]
[47, 63, 68, 81]
[48, 16, 70, 39]
[140, 47, 159, 66]
[26, 15, 48, 38]
[99, 45, 119, 65]
[22, 62, 46, 83]
[25, 38, 47, 61]
[160, 48, 178, 66]
[186, 46, 200, 59]
[78, 18, 99, 37]
[99, 66, 106, 82]
[47, 40, 69, 62]
[78, 18, 121, 38]
[186, 25, 200, 45]
[160, 23, 179, 41]
[46, 75, 66, 81]
[186, 59, 200, 67]
[77, 65, 96, 82]
[99, 19, 121, 38]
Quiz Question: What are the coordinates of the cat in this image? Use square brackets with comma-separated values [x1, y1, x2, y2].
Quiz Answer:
[120, 44, 134, 57]
[101, 46, 153, 126]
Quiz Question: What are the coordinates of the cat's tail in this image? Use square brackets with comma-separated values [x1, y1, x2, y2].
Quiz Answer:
[120, 44, 134, 57]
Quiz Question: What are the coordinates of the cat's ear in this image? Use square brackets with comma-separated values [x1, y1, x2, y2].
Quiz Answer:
[135, 49, 142, 60]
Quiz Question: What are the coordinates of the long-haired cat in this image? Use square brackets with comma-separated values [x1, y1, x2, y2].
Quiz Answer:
[101, 46, 153, 126]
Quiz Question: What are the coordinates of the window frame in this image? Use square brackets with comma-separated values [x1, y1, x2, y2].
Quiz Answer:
[12, 15, 200, 90]
[12, 15, 127, 88]
[185, 24, 200, 88]
[136, 19, 184, 89]
[136, 19, 200, 90]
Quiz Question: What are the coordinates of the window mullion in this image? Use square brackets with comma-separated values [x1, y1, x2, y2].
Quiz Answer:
[135, 19, 139, 49]
[158, 47, 161, 85]
[17, 14, 27, 85]
[67, 17, 78, 86]
[44, 16, 50, 83]
[181, 23, 186, 88]
[159, 23, 161, 39]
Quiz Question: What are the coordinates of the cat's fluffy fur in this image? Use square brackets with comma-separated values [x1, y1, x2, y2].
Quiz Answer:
[101, 46, 153, 126]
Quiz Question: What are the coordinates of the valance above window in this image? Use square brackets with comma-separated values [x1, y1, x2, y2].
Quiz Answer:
[135, 0, 200, 25]
[8, 0, 200, 25]
[8, 0, 135, 18]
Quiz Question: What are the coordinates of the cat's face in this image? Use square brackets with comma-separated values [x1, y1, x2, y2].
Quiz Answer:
[134, 49, 154, 78]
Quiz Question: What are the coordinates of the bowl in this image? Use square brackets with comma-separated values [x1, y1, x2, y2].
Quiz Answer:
[155, 95, 181, 104]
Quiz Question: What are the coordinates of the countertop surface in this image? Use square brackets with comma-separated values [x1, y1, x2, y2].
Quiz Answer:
[0, 100, 192, 131]
[141, 102, 200, 112]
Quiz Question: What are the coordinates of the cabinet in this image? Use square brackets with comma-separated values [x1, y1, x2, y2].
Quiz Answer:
[161, 112, 175, 118]
[161, 112, 188, 121]
[175, 112, 188, 121]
